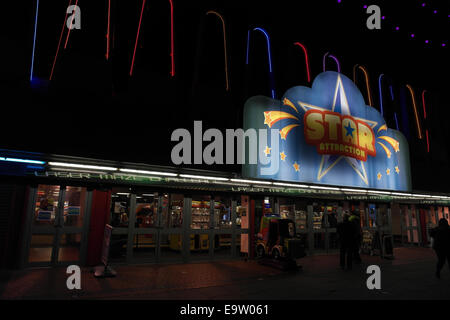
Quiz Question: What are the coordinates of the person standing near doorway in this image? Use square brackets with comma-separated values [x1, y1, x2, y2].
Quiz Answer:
[337, 213, 357, 270]
[349, 211, 362, 264]
[430, 218, 450, 279]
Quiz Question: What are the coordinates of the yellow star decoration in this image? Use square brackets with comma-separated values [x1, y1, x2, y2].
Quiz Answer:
[264, 146, 271, 156]
[377, 172, 382, 180]
[395, 166, 400, 174]
[280, 152, 287, 161]
[293, 162, 300, 172]
[386, 168, 391, 175]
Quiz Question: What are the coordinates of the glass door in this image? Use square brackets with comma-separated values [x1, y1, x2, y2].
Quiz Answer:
[27, 185, 90, 267]
[157, 193, 185, 263]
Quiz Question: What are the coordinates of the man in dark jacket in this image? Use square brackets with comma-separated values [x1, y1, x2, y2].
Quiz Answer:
[429, 218, 450, 278]
[337, 213, 357, 270]
[349, 211, 362, 263]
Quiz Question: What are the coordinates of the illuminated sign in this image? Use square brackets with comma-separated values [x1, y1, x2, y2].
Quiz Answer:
[243, 71, 412, 191]
[304, 109, 375, 161]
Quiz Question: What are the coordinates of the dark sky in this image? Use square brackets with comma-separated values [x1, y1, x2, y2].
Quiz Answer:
[0, 0, 449, 191]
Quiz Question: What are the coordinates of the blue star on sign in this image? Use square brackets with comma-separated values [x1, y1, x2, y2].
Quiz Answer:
[344, 123, 355, 137]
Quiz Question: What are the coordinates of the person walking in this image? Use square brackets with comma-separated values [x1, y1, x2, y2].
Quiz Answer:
[337, 213, 357, 270]
[430, 218, 450, 279]
[349, 211, 362, 263]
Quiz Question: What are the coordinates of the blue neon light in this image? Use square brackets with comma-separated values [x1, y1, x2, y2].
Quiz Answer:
[389, 85, 394, 101]
[246, 30, 250, 65]
[378, 74, 384, 117]
[253, 28, 273, 73]
[0, 157, 45, 165]
[394, 112, 399, 131]
[30, 0, 39, 81]
[251, 27, 275, 99]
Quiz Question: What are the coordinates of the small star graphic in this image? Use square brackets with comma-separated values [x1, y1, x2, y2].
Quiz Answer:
[386, 168, 391, 175]
[377, 172, 382, 180]
[394, 142, 400, 152]
[264, 146, 271, 156]
[280, 131, 287, 140]
[395, 166, 400, 174]
[344, 122, 355, 137]
[280, 152, 287, 161]
[293, 162, 300, 172]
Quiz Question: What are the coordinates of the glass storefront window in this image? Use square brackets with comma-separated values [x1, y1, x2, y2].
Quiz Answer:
[58, 233, 81, 262]
[236, 196, 249, 229]
[213, 196, 232, 229]
[28, 234, 54, 263]
[110, 189, 131, 228]
[191, 195, 211, 230]
[161, 234, 183, 261]
[312, 204, 324, 230]
[294, 206, 308, 232]
[63, 186, 86, 227]
[189, 233, 210, 258]
[34, 185, 60, 225]
[133, 234, 157, 260]
[324, 204, 338, 228]
[135, 193, 158, 228]
[161, 193, 184, 228]
[214, 234, 232, 257]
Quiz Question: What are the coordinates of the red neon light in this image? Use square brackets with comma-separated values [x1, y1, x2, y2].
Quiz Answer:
[426, 130, 430, 153]
[50, 0, 72, 80]
[169, 0, 175, 77]
[106, 0, 111, 60]
[130, 0, 146, 76]
[293, 42, 311, 83]
[421, 90, 427, 119]
[64, 0, 79, 49]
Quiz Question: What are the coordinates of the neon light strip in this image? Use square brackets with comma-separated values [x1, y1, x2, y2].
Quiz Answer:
[119, 168, 177, 176]
[246, 30, 250, 65]
[323, 52, 340, 73]
[406, 84, 423, 139]
[0, 157, 45, 165]
[230, 178, 272, 185]
[130, 0, 146, 76]
[394, 112, 400, 130]
[352, 64, 358, 83]
[50, 0, 72, 80]
[328, 55, 340, 73]
[322, 52, 328, 72]
[310, 185, 340, 191]
[340, 188, 367, 193]
[49, 162, 118, 171]
[169, 0, 175, 77]
[206, 11, 229, 91]
[179, 174, 229, 181]
[106, 0, 111, 60]
[293, 42, 310, 82]
[64, 0, 79, 49]
[353, 65, 373, 106]
[426, 130, 430, 153]
[252, 27, 275, 99]
[421, 90, 427, 119]
[30, 0, 39, 81]
[389, 85, 394, 101]
[378, 74, 384, 116]
[253, 28, 273, 72]
[273, 182, 310, 188]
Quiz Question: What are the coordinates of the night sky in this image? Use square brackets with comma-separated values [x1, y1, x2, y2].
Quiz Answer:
[0, 0, 448, 191]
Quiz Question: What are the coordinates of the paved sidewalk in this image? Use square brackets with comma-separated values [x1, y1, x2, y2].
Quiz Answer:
[1, 247, 449, 300]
